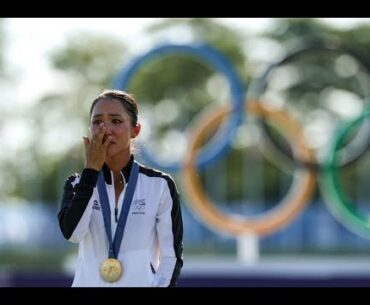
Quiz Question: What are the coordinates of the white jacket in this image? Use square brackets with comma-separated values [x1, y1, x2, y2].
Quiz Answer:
[58, 157, 183, 287]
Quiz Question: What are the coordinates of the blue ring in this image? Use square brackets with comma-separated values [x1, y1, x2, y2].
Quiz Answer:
[113, 43, 245, 172]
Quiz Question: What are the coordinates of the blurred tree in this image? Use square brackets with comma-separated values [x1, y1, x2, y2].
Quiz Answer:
[0, 18, 17, 201]
[5, 32, 127, 204]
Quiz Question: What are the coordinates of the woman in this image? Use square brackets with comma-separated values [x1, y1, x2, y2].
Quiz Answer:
[58, 89, 183, 287]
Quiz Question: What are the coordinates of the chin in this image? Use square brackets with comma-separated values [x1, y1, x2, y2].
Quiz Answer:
[106, 147, 126, 159]
[106, 146, 117, 158]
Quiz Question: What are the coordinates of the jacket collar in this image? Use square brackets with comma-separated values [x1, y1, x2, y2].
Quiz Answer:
[102, 155, 134, 185]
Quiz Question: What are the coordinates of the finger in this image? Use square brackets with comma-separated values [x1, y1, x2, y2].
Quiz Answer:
[103, 136, 112, 148]
[94, 124, 106, 143]
[91, 122, 105, 135]
[90, 126, 101, 144]
[83, 136, 90, 150]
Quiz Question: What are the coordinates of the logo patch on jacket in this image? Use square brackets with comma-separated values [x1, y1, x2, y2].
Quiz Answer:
[132, 199, 146, 215]
[92, 200, 101, 211]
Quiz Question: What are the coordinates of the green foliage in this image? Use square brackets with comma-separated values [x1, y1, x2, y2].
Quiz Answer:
[4, 33, 128, 205]
[262, 18, 339, 47]
[51, 32, 126, 86]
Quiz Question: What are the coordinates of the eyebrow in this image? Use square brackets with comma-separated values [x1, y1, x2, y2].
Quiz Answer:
[92, 113, 123, 119]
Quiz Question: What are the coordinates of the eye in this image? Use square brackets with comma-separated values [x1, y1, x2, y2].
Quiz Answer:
[112, 119, 122, 124]
[92, 119, 101, 125]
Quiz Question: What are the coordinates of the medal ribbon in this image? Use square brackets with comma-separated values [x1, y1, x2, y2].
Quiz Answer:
[97, 161, 139, 258]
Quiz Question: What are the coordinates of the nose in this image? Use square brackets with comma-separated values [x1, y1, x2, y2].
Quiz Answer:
[104, 123, 113, 134]
[102, 123, 113, 142]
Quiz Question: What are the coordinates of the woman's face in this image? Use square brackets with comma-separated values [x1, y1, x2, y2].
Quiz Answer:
[90, 98, 139, 158]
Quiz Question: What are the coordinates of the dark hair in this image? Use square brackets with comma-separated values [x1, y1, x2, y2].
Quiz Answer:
[90, 89, 138, 127]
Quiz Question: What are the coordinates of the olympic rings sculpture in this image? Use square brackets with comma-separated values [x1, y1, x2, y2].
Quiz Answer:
[114, 43, 370, 238]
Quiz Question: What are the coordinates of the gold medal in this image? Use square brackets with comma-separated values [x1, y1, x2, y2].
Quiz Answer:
[100, 258, 123, 282]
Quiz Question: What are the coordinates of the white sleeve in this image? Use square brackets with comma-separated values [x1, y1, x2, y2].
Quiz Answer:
[68, 191, 95, 243]
[152, 178, 183, 287]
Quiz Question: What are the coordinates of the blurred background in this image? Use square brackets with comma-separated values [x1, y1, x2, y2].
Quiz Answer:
[1, 18, 370, 287]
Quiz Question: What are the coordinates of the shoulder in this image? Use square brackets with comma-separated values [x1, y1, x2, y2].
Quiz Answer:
[138, 163, 178, 189]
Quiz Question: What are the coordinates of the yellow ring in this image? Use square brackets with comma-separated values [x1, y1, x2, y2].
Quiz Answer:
[182, 100, 317, 236]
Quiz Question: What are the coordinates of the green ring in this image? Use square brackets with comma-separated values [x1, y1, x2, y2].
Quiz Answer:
[321, 108, 370, 238]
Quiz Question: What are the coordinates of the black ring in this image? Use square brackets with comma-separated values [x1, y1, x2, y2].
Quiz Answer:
[251, 42, 370, 171]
